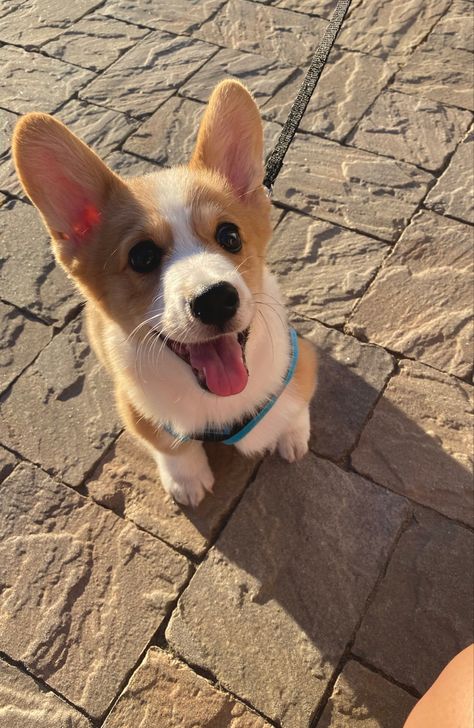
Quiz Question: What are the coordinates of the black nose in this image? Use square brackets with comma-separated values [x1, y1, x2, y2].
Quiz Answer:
[190, 282, 240, 327]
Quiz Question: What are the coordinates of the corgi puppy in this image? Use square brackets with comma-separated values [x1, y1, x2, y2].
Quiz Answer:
[13, 80, 317, 507]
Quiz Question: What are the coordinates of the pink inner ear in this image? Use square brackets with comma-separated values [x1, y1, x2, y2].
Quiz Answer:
[71, 203, 101, 240]
[213, 130, 259, 200]
[37, 149, 102, 243]
[226, 148, 250, 199]
[60, 202, 101, 243]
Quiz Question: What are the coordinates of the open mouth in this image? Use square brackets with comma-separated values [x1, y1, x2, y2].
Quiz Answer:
[162, 328, 250, 397]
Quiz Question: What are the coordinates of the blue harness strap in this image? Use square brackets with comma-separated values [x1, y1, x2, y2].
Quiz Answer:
[163, 328, 299, 446]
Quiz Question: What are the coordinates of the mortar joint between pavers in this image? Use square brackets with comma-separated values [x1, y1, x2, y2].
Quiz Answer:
[97, 560, 196, 726]
[166, 645, 280, 727]
[202, 457, 264, 557]
[309, 647, 352, 727]
[269, 198, 395, 246]
[412, 506, 474, 536]
[385, 345, 474, 386]
[1, 42, 94, 89]
[0, 649, 98, 725]
[314, 509, 418, 722]
[348, 652, 422, 699]
[344, 124, 472, 334]
[345, 324, 474, 387]
[354, 507, 415, 637]
[99, 0, 225, 39]
[349, 460, 474, 535]
[0, 299, 84, 398]
[342, 352, 397, 460]
[420, 204, 474, 231]
[342, 65, 400, 146]
[82, 468, 202, 564]
[80, 42, 221, 123]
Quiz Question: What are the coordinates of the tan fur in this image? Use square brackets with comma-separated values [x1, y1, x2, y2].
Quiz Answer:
[294, 336, 318, 403]
[116, 388, 188, 457]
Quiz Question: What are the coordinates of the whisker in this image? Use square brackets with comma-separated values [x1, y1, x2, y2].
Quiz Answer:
[257, 309, 275, 364]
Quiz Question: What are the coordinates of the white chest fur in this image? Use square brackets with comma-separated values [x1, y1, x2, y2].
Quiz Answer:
[105, 268, 305, 455]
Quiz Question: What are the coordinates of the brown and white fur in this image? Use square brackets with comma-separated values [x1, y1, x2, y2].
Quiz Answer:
[13, 80, 317, 507]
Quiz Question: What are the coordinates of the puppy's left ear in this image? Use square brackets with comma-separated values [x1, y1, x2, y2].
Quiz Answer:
[190, 80, 264, 200]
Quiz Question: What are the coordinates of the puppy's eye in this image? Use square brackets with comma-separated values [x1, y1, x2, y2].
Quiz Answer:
[215, 222, 242, 253]
[128, 240, 161, 273]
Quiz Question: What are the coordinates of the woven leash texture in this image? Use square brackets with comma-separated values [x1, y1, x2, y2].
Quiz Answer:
[263, 0, 352, 191]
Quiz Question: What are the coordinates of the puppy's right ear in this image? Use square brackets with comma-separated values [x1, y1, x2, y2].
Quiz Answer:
[190, 80, 264, 201]
[13, 113, 122, 266]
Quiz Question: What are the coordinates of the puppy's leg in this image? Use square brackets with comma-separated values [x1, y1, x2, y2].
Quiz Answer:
[277, 336, 317, 463]
[117, 390, 214, 507]
[155, 445, 214, 508]
[277, 405, 311, 462]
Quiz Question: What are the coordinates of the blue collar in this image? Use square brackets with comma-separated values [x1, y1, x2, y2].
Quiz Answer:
[163, 327, 299, 446]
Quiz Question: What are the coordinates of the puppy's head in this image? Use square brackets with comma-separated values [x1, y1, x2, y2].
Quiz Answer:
[13, 81, 272, 397]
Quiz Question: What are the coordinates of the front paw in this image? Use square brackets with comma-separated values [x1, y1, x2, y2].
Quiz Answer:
[156, 445, 215, 507]
[277, 429, 309, 463]
[277, 407, 310, 463]
[161, 468, 215, 508]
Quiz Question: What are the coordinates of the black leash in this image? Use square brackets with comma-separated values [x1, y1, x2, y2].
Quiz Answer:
[263, 0, 352, 193]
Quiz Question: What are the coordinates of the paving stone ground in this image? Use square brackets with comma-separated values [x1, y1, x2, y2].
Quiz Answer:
[0, 1, 472, 727]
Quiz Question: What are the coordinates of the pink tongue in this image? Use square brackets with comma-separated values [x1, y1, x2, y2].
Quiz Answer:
[188, 335, 248, 396]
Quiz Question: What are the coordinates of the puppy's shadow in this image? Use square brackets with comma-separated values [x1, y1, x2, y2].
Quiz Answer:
[179, 325, 472, 724]
[88, 326, 472, 725]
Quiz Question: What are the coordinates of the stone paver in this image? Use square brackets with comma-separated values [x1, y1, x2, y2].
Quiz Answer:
[0, 302, 50, 395]
[195, 0, 328, 67]
[392, 40, 474, 111]
[181, 46, 394, 144]
[336, 0, 450, 60]
[352, 360, 473, 526]
[0, 447, 16, 484]
[0, 0, 102, 47]
[0, 155, 22, 198]
[272, 133, 432, 242]
[348, 211, 474, 379]
[105, 149, 160, 177]
[123, 96, 207, 166]
[80, 31, 217, 119]
[269, 212, 388, 327]
[101, 0, 227, 35]
[0, 45, 94, 115]
[425, 127, 474, 224]
[43, 13, 149, 72]
[0, 110, 18, 158]
[429, 0, 474, 53]
[0, 659, 91, 728]
[0, 201, 82, 324]
[103, 648, 269, 728]
[180, 47, 296, 109]
[263, 50, 395, 143]
[87, 432, 258, 558]
[349, 90, 472, 172]
[0, 462, 190, 718]
[0, 2, 28, 20]
[167, 454, 411, 727]
[56, 99, 139, 158]
[0, 317, 121, 488]
[293, 318, 395, 462]
[354, 508, 474, 693]
[318, 660, 416, 728]
[277, 0, 338, 19]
